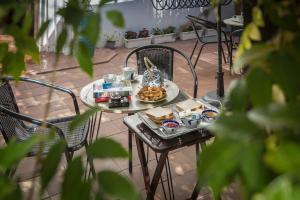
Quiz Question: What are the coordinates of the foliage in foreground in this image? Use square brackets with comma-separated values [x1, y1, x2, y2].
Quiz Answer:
[198, 0, 300, 199]
[0, 0, 140, 200]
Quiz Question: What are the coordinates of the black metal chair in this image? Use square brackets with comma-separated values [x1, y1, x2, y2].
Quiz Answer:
[186, 15, 231, 68]
[0, 77, 95, 177]
[125, 44, 198, 98]
[229, 28, 243, 73]
[125, 44, 198, 199]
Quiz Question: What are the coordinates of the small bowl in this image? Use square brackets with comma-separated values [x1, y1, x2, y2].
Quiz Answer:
[202, 109, 219, 121]
[161, 120, 180, 134]
[181, 116, 200, 128]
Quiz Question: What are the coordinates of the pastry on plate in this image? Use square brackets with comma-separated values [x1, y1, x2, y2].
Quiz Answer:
[137, 86, 167, 101]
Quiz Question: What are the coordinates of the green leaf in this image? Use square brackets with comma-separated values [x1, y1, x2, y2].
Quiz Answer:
[12, 4, 26, 24]
[0, 176, 22, 200]
[56, 28, 67, 54]
[246, 67, 272, 106]
[253, 176, 293, 200]
[62, 157, 90, 200]
[22, 37, 40, 64]
[6, 25, 40, 64]
[269, 50, 300, 101]
[80, 11, 100, 44]
[209, 112, 263, 140]
[69, 108, 99, 131]
[2, 52, 25, 80]
[198, 139, 243, 197]
[248, 103, 300, 130]
[74, 40, 93, 77]
[57, 0, 85, 29]
[240, 141, 268, 194]
[252, 6, 265, 27]
[224, 78, 249, 111]
[234, 44, 274, 71]
[0, 135, 49, 170]
[41, 140, 65, 191]
[87, 138, 128, 159]
[265, 141, 300, 174]
[22, 12, 33, 34]
[36, 20, 51, 40]
[0, 43, 8, 62]
[98, 170, 140, 200]
[106, 10, 125, 28]
[248, 23, 261, 41]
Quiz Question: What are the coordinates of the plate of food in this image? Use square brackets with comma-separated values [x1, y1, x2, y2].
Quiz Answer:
[137, 86, 167, 103]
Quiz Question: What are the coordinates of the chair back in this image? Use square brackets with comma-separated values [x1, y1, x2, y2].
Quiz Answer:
[125, 45, 198, 98]
[126, 45, 174, 81]
[0, 80, 27, 143]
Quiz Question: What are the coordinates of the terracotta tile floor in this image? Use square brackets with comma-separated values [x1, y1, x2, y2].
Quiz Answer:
[4, 39, 240, 199]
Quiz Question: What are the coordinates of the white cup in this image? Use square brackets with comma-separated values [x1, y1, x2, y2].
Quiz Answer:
[123, 67, 136, 80]
[103, 74, 116, 83]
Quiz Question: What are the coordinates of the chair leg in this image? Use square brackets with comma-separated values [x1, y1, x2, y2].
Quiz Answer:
[222, 32, 231, 57]
[64, 150, 73, 164]
[221, 45, 227, 64]
[190, 40, 199, 60]
[193, 42, 207, 68]
[229, 35, 234, 74]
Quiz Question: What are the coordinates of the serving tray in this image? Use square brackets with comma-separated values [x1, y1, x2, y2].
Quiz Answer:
[137, 99, 219, 140]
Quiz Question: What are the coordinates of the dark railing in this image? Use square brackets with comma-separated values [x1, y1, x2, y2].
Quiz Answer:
[151, 0, 232, 10]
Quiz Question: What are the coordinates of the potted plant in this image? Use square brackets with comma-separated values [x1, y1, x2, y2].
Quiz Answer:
[124, 28, 152, 48]
[151, 26, 177, 44]
[104, 32, 119, 49]
[179, 24, 204, 40]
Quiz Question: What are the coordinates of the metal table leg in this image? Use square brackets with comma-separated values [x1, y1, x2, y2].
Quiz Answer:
[135, 135, 169, 200]
[128, 130, 133, 174]
[149, 152, 168, 199]
[128, 113, 134, 174]
[189, 142, 207, 200]
[135, 135, 151, 192]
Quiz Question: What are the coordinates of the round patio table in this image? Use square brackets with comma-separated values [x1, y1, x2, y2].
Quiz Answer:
[80, 75, 180, 113]
[80, 75, 183, 174]
[223, 17, 243, 27]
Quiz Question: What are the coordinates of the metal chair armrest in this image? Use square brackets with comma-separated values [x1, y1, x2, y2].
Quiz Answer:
[1, 76, 80, 115]
[0, 105, 66, 139]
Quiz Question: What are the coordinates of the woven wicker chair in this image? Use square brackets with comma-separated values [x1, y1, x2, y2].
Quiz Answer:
[0, 77, 95, 177]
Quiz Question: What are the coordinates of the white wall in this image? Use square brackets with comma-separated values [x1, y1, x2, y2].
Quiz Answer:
[96, 0, 234, 47]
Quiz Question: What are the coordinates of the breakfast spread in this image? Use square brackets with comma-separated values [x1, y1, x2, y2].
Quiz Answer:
[137, 86, 167, 102]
